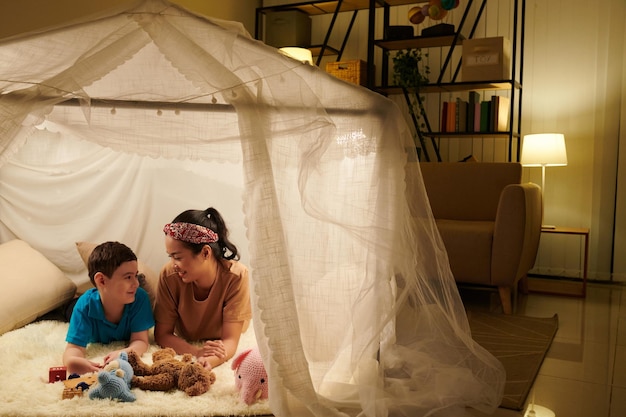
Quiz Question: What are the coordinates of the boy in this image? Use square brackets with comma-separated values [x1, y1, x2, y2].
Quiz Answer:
[63, 241, 154, 375]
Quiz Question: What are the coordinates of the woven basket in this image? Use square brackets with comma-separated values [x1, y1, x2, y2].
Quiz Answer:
[325, 59, 367, 86]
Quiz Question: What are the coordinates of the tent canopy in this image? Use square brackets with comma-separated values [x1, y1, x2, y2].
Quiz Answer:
[0, 1, 505, 416]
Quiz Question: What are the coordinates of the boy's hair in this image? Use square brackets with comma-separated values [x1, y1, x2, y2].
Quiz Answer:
[88, 241, 137, 286]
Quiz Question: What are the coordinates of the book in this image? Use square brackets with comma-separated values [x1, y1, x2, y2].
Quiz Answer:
[447, 101, 456, 132]
[441, 101, 449, 132]
[480, 101, 491, 132]
[491, 95, 511, 131]
[473, 102, 481, 132]
[468, 91, 480, 132]
[456, 98, 468, 132]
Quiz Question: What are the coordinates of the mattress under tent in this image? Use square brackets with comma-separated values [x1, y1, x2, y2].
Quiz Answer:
[0, 1, 505, 416]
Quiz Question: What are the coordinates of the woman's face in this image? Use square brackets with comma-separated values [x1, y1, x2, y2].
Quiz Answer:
[165, 235, 207, 284]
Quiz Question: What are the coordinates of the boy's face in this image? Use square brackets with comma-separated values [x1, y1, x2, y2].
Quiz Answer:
[100, 260, 140, 305]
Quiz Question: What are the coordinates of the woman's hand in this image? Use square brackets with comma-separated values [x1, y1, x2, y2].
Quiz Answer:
[199, 340, 227, 361]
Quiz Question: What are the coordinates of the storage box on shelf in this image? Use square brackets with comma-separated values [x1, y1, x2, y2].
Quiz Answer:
[462, 36, 511, 82]
[263, 10, 312, 49]
[326, 59, 368, 86]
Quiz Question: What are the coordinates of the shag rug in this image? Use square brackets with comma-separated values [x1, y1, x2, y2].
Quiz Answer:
[0, 320, 272, 417]
[468, 312, 559, 411]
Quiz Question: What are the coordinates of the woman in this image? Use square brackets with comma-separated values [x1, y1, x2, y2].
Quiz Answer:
[154, 207, 251, 370]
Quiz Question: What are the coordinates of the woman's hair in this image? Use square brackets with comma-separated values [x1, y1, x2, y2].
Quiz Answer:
[88, 241, 137, 286]
[171, 207, 239, 261]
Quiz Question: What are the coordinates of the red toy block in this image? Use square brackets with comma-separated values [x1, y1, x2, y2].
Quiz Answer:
[49, 366, 67, 383]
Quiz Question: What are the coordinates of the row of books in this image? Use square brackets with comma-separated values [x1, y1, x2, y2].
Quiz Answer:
[440, 92, 510, 133]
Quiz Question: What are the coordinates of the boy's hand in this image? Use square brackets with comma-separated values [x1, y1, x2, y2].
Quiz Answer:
[66, 357, 102, 375]
[103, 350, 121, 365]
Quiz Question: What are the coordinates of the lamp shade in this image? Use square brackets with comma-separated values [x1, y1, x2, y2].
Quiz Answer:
[279, 47, 313, 65]
[521, 133, 568, 167]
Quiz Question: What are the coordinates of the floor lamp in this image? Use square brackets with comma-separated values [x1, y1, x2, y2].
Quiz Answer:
[524, 389, 556, 417]
[520, 133, 568, 229]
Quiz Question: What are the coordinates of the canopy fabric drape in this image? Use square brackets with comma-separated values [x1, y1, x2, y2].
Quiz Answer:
[0, 1, 505, 416]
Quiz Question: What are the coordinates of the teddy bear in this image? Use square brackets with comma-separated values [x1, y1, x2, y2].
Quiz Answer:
[127, 347, 216, 396]
[232, 348, 268, 405]
[89, 351, 136, 402]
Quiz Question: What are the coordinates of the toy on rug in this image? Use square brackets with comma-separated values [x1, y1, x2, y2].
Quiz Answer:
[127, 347, 216, 396]
[49, 366, 67, 383]
[60, 373, 98, 399]
[232, 348, 268, 405]
[89, 351, 136, 402]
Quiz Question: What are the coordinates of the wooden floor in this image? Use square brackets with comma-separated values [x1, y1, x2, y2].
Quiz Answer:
[526, 275, 586, 297]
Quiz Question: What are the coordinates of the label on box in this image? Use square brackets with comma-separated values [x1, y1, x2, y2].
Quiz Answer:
[465, 53, 500, 66]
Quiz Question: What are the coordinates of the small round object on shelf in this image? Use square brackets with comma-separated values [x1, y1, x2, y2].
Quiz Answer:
[428, 4, 448, 20]
[408, 6, 426, 24]
[441, 0, 459, 10]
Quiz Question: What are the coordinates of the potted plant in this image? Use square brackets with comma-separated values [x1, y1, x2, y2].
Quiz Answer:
[391, 48, 430, 132]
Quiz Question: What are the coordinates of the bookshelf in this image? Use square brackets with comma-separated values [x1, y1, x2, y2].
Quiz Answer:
[374, 0, 525, 162]
[254, 0, 526, 162]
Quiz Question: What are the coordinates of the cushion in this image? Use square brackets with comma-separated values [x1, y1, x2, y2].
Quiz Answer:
[419, 162, 522, 221]
[75, 241, 159, 308]
[0, 239, 77, 336]
[436, 219, 494, 284]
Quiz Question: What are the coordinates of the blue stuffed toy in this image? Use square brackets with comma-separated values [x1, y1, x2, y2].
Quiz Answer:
[89, 351, 136, 402]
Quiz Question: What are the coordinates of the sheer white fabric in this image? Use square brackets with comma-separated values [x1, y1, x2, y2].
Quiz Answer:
[0, 1, 505, 416]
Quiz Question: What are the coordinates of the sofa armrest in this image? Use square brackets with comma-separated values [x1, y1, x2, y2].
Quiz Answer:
[491, 183, 542, 286]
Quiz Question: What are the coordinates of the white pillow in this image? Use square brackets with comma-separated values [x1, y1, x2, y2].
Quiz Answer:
[0, 240, 77, 336]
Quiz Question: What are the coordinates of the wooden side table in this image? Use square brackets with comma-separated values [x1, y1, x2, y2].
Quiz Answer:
[527, 226, 589, 297]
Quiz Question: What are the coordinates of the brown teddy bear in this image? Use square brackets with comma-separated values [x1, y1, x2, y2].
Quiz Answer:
[127, 347, 216, 396]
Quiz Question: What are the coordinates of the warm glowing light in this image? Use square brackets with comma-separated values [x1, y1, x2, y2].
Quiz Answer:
[521, 133, 568, 228]
[521, 133, 567, 167]
[279, 47, 313, 65]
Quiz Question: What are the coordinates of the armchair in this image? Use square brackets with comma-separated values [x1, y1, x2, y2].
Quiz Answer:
[415, 162, 542, 314]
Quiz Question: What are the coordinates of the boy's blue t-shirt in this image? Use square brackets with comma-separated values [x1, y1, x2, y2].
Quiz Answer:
[66, 287, 155, 347]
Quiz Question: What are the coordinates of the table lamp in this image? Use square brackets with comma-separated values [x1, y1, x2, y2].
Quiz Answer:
[520, 133, 568, 229]
[279, 47, 313, 65]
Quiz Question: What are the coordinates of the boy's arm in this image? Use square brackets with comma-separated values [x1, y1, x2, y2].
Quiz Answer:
[102, 330, 150, 364]
[63, 343, 102, 375]
[126, 329, 150, 356]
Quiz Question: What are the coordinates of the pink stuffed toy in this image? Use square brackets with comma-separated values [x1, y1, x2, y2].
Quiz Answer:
[231, 348, 268, 405]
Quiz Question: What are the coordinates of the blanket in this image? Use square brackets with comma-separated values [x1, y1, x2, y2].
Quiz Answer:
[0, 320, 272, 417]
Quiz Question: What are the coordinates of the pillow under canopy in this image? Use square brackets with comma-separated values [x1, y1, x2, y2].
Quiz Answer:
[75, 241, 159, 308]
[0, 239, 77, 336]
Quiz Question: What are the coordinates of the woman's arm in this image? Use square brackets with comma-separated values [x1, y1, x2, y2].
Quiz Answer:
[197, 320, 244, 369]
[155, 320, 203, 357]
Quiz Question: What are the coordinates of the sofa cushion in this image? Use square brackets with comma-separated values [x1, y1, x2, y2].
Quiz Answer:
[75, 241, 159, 308]
[0, 239, 77, 336]
[419, 162, 522, 221]
[436, 219, 494, 284]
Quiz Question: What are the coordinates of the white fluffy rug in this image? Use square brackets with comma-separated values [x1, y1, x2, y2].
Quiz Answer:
[0, 320, 272, 416]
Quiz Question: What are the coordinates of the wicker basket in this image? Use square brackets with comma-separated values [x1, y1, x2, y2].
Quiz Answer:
[325, 59, 368, 86]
